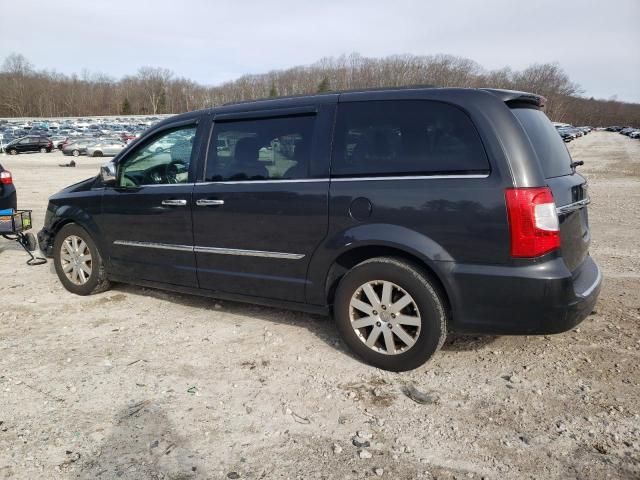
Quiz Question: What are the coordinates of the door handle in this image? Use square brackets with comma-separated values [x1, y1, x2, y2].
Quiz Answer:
[161, 199, 188, 206]
[196, 199, 225, 207]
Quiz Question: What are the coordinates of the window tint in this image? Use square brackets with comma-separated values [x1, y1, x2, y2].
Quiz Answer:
[512, 108, 572, 179]
[206, 114, 315, 181]
[118, 125, 196, 187]
[332, 100, 489, 177]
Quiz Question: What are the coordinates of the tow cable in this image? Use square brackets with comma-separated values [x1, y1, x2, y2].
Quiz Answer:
[0, 210, 47, 266]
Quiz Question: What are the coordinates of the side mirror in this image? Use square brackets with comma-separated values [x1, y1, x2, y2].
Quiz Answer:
[100, 161, 117, 187]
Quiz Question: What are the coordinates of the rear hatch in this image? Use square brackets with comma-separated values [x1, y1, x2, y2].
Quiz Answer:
[512, 108, 590, 272]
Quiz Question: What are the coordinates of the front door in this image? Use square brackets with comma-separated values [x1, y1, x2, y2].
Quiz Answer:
[192, 106, 333, 303]
[99, 121, 202, 287]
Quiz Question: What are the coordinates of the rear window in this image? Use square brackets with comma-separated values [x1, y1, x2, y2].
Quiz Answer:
[332, 100, 489, 177]
[512, 108, 572, 179]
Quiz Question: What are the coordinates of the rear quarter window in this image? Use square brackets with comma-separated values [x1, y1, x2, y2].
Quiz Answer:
[512, 108, 573, 179]
[331, 100, 489, 177]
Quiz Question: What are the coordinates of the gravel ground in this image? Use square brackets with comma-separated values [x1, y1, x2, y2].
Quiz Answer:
[0, 131, 638, 479]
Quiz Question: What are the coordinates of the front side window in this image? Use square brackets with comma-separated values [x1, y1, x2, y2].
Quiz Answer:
[118, 125, 196, 187]
[332, 101, 489, 177]
[205, 114, 315, 182]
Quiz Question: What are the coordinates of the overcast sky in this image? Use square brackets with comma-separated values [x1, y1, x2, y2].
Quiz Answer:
[2, 0, 639, 102]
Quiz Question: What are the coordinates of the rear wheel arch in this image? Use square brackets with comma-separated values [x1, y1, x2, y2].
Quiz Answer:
[324, 244, 452, 319]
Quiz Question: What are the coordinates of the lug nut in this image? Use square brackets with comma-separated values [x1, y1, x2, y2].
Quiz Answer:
[381, 305, 387, 310]
[372, 310, 378, 316]
[376, 321, 382, 327]
[390, 313, 396, 319]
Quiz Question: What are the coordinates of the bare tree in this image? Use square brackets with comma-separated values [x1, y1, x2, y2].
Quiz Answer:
[137, 66, 173, 115]
[0, 52, 638, 126]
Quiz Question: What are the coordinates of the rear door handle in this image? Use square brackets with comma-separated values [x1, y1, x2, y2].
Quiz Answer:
[196, 199, 225, 206]
[161, 199, 188, 206]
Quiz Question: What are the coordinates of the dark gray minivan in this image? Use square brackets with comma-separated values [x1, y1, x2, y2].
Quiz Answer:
[38, 87, 601, 371]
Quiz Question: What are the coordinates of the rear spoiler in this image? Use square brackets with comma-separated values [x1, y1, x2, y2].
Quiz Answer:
[480, 88, 546, 109]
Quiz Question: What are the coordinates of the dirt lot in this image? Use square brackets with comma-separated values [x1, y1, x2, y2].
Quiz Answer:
[0, 131, 639, 479]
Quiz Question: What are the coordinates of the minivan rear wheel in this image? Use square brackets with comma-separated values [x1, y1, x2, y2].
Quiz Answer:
[334, 257, 447, 371]
[53, 224, 111, 295]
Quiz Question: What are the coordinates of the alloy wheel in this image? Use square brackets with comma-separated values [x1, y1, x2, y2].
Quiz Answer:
[349, 280, 422, 355]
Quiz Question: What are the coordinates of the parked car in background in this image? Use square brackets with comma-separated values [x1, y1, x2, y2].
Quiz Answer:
[4, 136, 53, 155]
[62, 138, 99, 156]
[556, 126, 577, 140]
[557, 129, 573, 142]
[49, 135, 68, 150]
[0, 163, 17, 211]
[39, 87, 601, 371]
[628, 130, 640, 139]
[86, 140, 126, 157]
[619, 127, 636, 135]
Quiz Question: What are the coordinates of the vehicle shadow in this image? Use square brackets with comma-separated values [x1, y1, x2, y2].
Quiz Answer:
[78, 401, 207, 479]
[103, 283, 499, 362]
[109, 283, 359, 360]
[441, 334, 499, 351]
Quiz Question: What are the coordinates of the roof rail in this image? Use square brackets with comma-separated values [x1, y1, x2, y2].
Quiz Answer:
[222, 84, 438, 106]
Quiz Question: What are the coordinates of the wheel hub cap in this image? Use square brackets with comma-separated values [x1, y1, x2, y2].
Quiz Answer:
[60, 235, 92, 286]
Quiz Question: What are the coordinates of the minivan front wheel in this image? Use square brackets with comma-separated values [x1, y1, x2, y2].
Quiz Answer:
[334, 257, 447, 371]
[53, 224, 111, 295]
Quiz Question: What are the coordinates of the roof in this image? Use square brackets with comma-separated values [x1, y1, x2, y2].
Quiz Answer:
[161, 86, 544, 126]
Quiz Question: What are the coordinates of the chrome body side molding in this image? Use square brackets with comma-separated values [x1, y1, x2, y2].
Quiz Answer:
[113, 240, 304, 259]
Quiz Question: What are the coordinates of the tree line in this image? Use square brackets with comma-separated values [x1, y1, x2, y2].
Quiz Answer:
[1, 52, 638, 126]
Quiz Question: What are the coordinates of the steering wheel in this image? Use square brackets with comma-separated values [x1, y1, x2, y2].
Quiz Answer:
[165, 160, 186, 184]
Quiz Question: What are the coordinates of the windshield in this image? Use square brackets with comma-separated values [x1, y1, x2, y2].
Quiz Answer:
[512, 108, 573, 179]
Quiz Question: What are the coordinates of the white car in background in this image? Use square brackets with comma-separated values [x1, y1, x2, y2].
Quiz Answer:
[86, 140, 126, 157]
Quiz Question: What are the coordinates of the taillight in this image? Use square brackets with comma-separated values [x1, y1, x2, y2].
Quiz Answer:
[0, 170, 12, 185]
[505, 187, 560, 257]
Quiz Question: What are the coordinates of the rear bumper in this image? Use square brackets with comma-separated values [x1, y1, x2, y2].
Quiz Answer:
[446, 255, 602, 335]
[0, 187, 17, 211]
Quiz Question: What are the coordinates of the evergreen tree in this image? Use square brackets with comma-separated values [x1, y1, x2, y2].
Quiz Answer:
[157, 90, 167, 114]
[120, 97, 132, 115]
[269, 84, 278, 97]
[317, 76, 331, 93]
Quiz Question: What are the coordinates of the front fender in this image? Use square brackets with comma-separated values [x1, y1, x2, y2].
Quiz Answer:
[306, 223, 454, 305]
[39, 189, 105, 258]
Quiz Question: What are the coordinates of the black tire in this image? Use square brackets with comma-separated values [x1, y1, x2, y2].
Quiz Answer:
[72, 149, 80, 157]
[333, 257, 447, 372]
[53, 223, 111, 295]
[93, 151, 103, 157]
[24, 232, 38, 251]
[8, 148, 17, 155]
